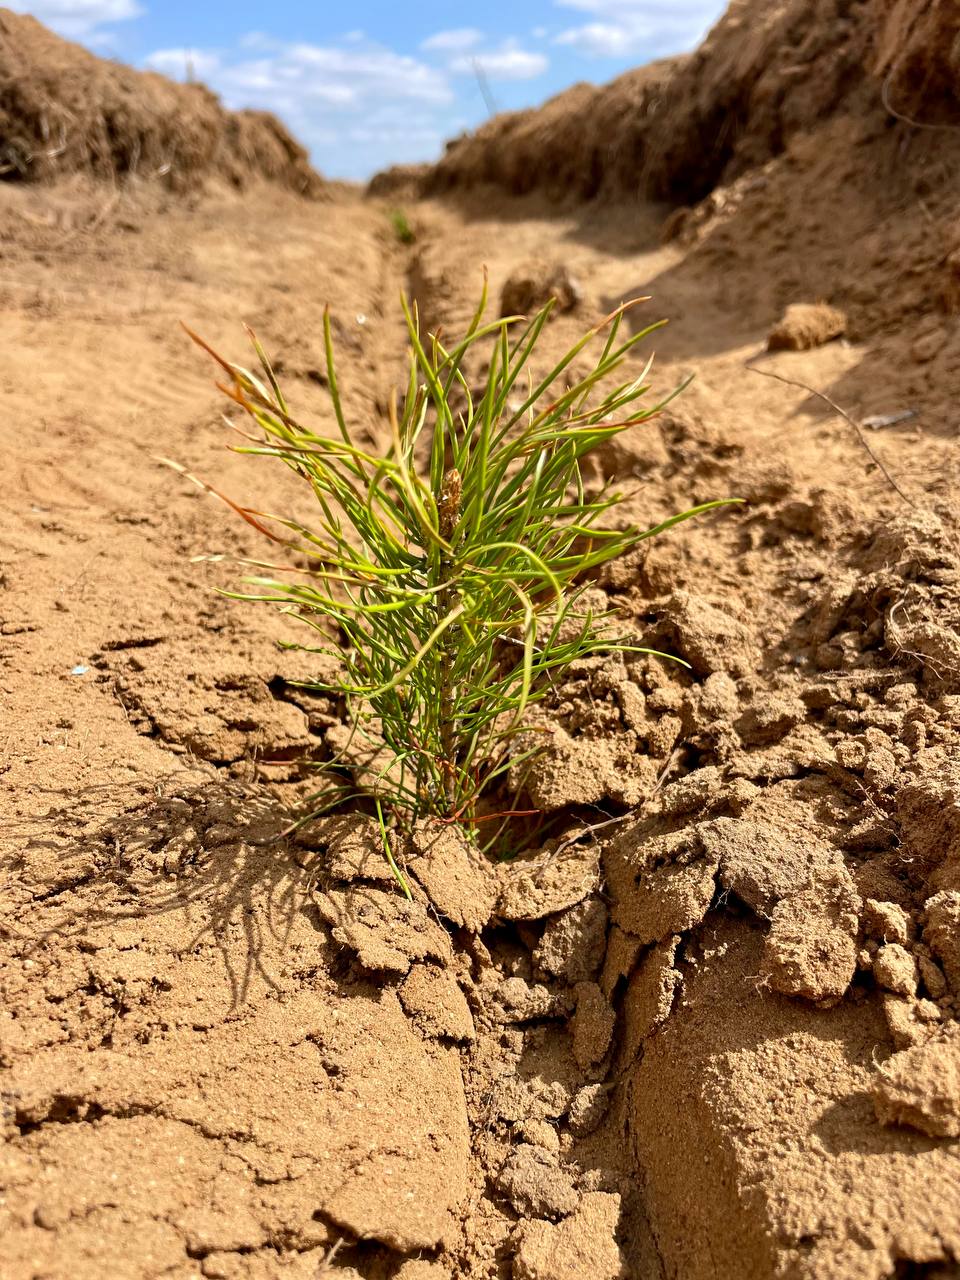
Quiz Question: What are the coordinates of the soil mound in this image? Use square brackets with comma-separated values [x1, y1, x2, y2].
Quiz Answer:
[420, 0, 958, 206]
[414, 0, 960, 397]
[641, 0, 872, 203]
[425, 61, 679, 202]
[0, 10, 322, 193]
[652, 0, 960, 362]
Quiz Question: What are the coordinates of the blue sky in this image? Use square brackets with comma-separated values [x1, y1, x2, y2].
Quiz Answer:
[12, 1, 727, 179]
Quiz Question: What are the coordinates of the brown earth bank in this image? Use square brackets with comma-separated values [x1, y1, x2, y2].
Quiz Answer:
[3, 5, 960, 1280]
[424, 0, 960, 202]
[0, 9, 323, 193]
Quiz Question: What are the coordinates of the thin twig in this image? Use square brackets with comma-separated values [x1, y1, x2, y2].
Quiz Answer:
[653, 743, 684, 792]
[545, 812, 632, 863]
[316, 1238, 345, 1276]
[881, 65, 960, 133]
[745, 362, 913, 506]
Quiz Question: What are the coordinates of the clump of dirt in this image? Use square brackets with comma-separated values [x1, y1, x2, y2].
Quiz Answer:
[767, 302, 848, 351]
[873, 1022, 960, 1138]
[0, 10, 323, 193]
[500, 259, 581, 317]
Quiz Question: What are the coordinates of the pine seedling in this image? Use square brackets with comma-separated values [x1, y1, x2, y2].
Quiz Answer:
[389, 209, 415, 245]
[179, 283, 733, 830]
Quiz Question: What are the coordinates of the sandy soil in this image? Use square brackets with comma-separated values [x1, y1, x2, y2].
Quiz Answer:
[2, 167, 960, 1278]
[4, 5, 960, 1276]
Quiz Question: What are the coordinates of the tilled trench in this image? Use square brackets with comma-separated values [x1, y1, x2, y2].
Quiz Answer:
[4, 179, 960, 1280]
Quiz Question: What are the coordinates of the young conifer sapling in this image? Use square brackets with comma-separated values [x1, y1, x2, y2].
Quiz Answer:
[174, 283, 734, 844]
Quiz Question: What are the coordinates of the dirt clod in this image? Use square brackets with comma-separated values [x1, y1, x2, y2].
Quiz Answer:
[317, 813, 395, 882]
[513, 1192, 625, 1280]
[316, 885, 453, 974]
[533, 897, 609, 984]
[659, 591, 758, 678]
[761, 879, 861, 1005]
[705, 817, 842, 920]
[512, 722, 647, 811]
[883, 993, 944, 1050]
[497, 845, 602, 922]
[570, 982, 617, 1071]
[924, 892, 960, 994]
[767, 302, 847, 351]
[607, 826, 719, 944]
[874, 943, 920, 997]
[863, 898, 912, 945]
[567, 1083, 612, 1138]
[497, 1144, 579, 1220]
[500, 260, 581, 317]
[873, 1023, 960, 1138]
[407, 823, 498, 932]
[399, 964, 476, 1041]
[494, 976, 567, 1024]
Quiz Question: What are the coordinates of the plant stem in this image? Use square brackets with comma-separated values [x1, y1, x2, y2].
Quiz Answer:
[376, 797, 412, 899]
[436, 468, 462, 815]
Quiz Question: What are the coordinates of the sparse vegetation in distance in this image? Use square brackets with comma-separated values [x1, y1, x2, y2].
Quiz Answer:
[181, 284, 733, 841]
[389, 209, 415, 245]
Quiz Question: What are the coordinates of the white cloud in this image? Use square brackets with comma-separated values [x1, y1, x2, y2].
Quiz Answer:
[553, 0, 723, 57]
[6, 0, 142, 37]
[421, 31, 548, 83]
[280, 42, 451, 103]
[421, 28, 483, 53]
[557, 0, 718, 15]
[140, 33, 459, 178]
[145, 48, 221, 80]
[449, 40, 548, 81]
[148, 36, 453, 111]
[555, 22, 635, 56]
